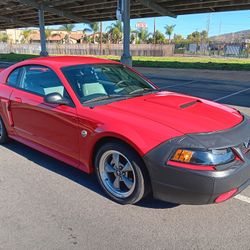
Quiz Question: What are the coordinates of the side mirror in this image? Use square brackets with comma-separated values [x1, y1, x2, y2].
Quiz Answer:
[44, 92, 70, 105]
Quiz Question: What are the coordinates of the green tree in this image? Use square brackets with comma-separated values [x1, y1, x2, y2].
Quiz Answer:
[22, 29, 32, 43]
[154, 30, 165, 44]
[45, 29, 52, 41]
[173, 34, 188, 53]
[60, 24, 75, 32]
[200, 30, 208, 43]
[0, 33, 8, 43]
[84, 22, 99, 43]
[136, 28, 151, 44]
[173, 34, 185, 44]
[187, 31, 201, 44]
[82, 26, 91, 35]
[96, 32, 108, 44]
[164, 24, 176, 43]
[88, 22, 99, 34]
[106, 21, 123, 44]
[82, 23, 91, 43]
[130, 32, 136, 44]
[60, 24, 75, 43]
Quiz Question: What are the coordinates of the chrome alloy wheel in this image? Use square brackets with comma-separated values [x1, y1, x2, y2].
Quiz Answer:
[99, 150, 136, 198]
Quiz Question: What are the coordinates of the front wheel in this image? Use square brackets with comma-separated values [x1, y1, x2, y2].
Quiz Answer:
[95, 142, 150, 204]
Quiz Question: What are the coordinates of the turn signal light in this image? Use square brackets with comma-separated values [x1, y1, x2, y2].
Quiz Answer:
[172, 149, 193, 163]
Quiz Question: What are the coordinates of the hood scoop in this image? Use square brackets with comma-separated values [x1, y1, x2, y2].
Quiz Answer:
[144, 94, 202, 110]
[180, 100, 202, 109]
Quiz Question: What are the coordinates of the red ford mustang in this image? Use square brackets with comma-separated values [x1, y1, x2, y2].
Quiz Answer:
[0, 56, 249, 205]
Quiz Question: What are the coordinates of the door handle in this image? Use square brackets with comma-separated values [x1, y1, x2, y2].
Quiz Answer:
[14, 97, 22, 103]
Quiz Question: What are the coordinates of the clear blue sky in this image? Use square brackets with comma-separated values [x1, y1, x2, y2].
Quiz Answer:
[50, 10, 250, 37]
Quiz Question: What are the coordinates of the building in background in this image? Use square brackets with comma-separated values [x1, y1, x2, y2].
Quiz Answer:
[0, 29, 24, 43]
[0, 29, 85, 44]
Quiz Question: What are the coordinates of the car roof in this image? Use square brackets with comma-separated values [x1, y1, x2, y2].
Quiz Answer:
[0, 56, 122, 84]
[20, 56, 120, 68]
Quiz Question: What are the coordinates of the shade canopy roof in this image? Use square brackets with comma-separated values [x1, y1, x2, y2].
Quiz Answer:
[1, 0, 250, 30]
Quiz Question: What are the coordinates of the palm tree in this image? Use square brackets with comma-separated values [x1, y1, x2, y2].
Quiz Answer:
[45, 29, 52, 42]
[22, 29, 32, 43]
[60, 24, 75, 32]
[106, 21, 122, 44]
[84, 22, 99, 43]
[89, 22, 99, 34]
[82, 26, 91, 35]
[60, 24, 75, 43]
[154, 30, 166, 44]
[81, 23, 91, 43]
[136, 28, 151, 44]
[164, 24, 176, 43]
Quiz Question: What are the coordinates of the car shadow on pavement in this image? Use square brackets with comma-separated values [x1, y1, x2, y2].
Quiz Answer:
[3, 141, 178, 209]
[136, 197, 178, 209]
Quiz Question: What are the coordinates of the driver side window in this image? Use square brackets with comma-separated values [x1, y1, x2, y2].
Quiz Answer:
[19, 65, 72, 102]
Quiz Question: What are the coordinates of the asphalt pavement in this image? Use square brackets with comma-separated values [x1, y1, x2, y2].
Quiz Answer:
[0, 69, 250, 250]
[143, 73, 250, 108]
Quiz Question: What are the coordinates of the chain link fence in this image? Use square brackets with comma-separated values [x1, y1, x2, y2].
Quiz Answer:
[0, 42, 249, 58]
[175, 42, 250, 58]
[0, 43, 175, 57]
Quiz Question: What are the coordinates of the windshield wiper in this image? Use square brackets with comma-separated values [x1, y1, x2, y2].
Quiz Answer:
[83, 94, 125, 104]
[128, 88, 160, 95]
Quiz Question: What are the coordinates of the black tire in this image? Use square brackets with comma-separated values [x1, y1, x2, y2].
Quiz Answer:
[0, 117, 9, 144]
[95, 141, 150, 205]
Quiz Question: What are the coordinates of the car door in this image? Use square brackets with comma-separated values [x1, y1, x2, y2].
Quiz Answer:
[9, 65, 80, 166]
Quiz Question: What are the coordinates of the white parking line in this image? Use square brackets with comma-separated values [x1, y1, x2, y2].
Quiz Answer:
[234, 194, 250, 204]
[166, 80, 198, 88]
[213, 87, 250, 102]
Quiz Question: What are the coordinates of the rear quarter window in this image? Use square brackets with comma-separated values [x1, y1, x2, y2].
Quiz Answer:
[7, 68, 21, 87]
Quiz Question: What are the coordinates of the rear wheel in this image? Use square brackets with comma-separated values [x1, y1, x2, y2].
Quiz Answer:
[0, 117, 9, 144]
[95, 142, 150, 204]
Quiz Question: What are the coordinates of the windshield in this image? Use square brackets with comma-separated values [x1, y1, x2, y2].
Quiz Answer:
[61, 64, 156, 104]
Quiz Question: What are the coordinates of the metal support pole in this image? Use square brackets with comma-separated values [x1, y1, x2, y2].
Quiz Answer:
[121, 0, 132, 67]
[38, 3, 48, 56]
[100, 21, 103, 55]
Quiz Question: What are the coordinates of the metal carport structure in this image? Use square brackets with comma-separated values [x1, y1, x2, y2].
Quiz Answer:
[1, 0, 250, 65]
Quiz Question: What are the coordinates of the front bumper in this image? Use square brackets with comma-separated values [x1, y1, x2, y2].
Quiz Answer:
[144, 116, 250, 205]
[146, 160, 250, 205]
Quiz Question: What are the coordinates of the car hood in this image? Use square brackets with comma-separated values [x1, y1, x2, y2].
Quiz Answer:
[102, 91, 243, 135]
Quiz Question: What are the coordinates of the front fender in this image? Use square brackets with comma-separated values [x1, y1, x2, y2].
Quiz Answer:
[78, 117, 182, 173]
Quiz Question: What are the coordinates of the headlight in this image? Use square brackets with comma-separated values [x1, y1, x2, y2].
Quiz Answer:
[171, 148, 235, 166]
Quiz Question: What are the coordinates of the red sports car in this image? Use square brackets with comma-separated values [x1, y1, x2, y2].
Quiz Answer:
[0, 56, 249, 205]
